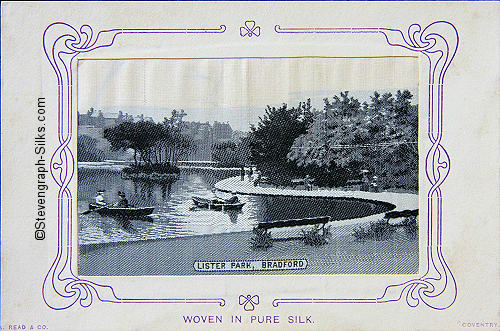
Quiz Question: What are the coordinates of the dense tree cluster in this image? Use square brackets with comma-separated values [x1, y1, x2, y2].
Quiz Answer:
[103, 110, 193, 169]
[249, 91, 418, 191]
[211, 138, 251, 167]
[248, 100, 314, 185]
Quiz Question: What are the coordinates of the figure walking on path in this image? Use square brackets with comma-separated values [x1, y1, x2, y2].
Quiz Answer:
[361, 169, 370, 191]
[254, 170, 262, 187]
[304, 175, 312, 191]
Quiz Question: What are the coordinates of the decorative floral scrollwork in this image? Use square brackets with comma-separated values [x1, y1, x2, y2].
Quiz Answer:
[273, 21, 458, 310]
[42, 22, 226, 309]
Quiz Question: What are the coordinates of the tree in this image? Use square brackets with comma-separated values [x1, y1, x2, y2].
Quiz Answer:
[104, 121, 164, 166]
[163, 109, 187, 130]
[287, 92, 367, 186]
[288, 90, 418, 190]
[212, 138, 251, 167]
[288, 92, 365, 168]
[248, 100, 314, 185]
[103, 110, 195, 175]
[162, 109, 193, 164]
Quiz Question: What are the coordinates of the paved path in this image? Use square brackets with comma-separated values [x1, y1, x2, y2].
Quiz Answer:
[215, 176, 418, 212]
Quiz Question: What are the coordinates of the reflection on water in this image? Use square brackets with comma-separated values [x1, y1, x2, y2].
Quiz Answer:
[78, 168, 391, 245]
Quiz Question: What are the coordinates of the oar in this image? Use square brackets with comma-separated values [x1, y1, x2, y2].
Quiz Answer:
[81, 206, 107, 215]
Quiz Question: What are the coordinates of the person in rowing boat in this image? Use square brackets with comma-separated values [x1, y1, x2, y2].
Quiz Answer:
[114, 191, 129, 208]
[209, 188, 223, 204]
[94, 190, 107, 206]
[225, 191, 239, 204]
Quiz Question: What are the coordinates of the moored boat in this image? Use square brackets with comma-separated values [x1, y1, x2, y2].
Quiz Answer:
[192, 196, 245, 211]
[88, 203, 155, 217]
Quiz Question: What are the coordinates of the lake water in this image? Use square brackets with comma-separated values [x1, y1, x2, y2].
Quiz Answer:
[78, 168, 393, 245]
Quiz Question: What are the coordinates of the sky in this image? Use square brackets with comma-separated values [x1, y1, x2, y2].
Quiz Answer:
[78, 57, 418, 131]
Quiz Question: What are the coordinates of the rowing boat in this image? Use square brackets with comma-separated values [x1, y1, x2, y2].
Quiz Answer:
[192, 196, 245, 211]
[88, 203, 155, 217]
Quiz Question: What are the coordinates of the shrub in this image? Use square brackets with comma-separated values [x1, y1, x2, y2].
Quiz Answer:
[251, 227, 273, 250]
[352, 226, 370, 241]
[352, 219, 396, 241]
[369, 219, 396, 241]
[301, 225, 331, 246]
[401, 216, 418, 239]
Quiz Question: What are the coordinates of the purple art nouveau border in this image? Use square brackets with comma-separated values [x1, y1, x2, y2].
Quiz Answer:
[42, 21, 458, 310]
[42, 22, 227, 309]
[272, 22, 458, 310]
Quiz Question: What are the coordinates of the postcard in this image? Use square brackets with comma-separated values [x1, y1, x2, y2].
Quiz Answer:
[1, 2, 499, 330]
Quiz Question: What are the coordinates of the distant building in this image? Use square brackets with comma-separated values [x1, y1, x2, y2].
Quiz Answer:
[212, 121, 233, 142]
[78, 125, 103, 140]
[179, 121, 234, 161]
[232, 130, 248, 142]
[133, 114, 154, 123]
[78, 108, 146, 128]
[102, 112, 120, 127]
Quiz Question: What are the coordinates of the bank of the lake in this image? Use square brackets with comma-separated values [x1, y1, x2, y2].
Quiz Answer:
[78, 167, 419, 275]
[79, 222, 418, 276]
[216, 176, 417, 211]
[78, 168, 398, 245]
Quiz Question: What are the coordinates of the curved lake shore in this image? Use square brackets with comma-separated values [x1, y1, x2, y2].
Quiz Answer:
[78, 169, 419, 276]
[215, 176, 418, 213]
